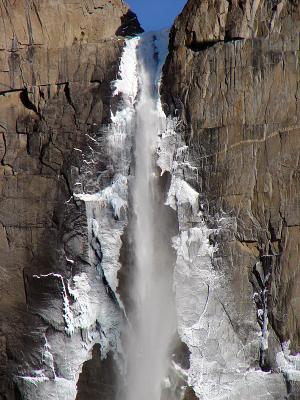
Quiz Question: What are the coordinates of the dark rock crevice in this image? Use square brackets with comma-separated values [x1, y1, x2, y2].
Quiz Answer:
[19, 89, 40, 117]
[64, 83, 77, 115]
[186, 36, 244, 52]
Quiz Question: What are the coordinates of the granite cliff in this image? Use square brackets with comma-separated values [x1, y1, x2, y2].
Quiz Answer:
[162, 0, 300, 398]
[1, 0, 300, 399]
[0, 1, 141, 399]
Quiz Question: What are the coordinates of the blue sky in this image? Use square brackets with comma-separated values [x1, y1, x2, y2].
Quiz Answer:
[127, 0, 187, 31]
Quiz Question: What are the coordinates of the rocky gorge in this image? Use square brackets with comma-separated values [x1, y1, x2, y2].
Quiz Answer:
[0, 0, 300, 399]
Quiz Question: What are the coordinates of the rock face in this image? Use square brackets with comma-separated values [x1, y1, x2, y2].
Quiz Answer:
[2, 0, 300, 399]
[0, 1, 141, 399]
[162, 0, 300, 398]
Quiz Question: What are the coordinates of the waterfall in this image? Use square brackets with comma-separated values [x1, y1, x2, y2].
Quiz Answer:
[122, 31, 177, 400]
[69, 21, 293, 400]
[75, 30, 181, 399]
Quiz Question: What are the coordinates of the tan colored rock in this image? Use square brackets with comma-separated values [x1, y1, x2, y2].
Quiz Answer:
[0, 1, 142, 398]
[162, 0, 300, 395]
[170, 0, 299, 49]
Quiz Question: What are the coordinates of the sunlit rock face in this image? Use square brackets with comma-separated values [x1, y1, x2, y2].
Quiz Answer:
[162, 0, 300, 398]
[0, 1, 142, 398]
[1, 0, 300, 399]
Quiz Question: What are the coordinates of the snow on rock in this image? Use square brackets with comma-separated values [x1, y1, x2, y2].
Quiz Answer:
[16, 376, 77, 400]
[157, 87, 287, 398]
[113, 37, 139, 101]
[18, 36, 141, 400]
[109, 38, 139, 175]
[167, 152, 287, 398]
[71, 36, 140, 363]
[75, 172, 129, 336]
[277, 341, 300, 382]
[67, 273, 93, 331]
[156, 117, 180, 175]
[32, 273, 75, 336]
[166, 176, 199, 217]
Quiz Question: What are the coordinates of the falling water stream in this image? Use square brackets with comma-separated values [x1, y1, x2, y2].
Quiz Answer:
[76, 30, 182, 400]
[73, 22, 288, 400]
[122, 32, 177, 400]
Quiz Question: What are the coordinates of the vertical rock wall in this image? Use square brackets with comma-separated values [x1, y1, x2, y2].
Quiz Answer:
[162, 0, 300, 398]
[0, 1, 141, 399]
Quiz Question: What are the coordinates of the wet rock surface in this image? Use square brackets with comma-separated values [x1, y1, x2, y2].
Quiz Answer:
[0, 1, 142, 399]
[162, 0, 300, 398]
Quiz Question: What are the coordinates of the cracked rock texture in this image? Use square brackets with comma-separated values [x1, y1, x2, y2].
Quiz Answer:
[162, 0, 300, 398]
[0, 1, 141, 399]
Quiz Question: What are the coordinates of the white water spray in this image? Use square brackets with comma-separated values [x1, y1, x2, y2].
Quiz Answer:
[76, 30, 182, 399]
[123, 31, 177, 400]
[72, 24, 291, 400]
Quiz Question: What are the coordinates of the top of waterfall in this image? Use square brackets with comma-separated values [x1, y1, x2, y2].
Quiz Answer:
[126, 0, 187, 31]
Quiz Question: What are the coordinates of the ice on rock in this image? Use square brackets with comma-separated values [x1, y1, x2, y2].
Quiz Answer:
[158, 75, 286, 398]
[16, 376, 77, 400]
[77, 174, 128, 221]
[32, 273, 75, 336]
[67, 36, 140, 367]
[113, 37, 139, 102]
[74, 33, 139, 308]
[277, 341, 300, 382]
[24, 28, 290, 400]
[67, 273, 93, 331]
[172, 211, 287, 399]
[166, 176, 199, 215]
[109, 38, 139, 175]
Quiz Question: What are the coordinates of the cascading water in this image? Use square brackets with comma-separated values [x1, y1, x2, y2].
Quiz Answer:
[123, 32, 177, 400]
[75, 30, 198, 400]
[69, 21, 293, 400]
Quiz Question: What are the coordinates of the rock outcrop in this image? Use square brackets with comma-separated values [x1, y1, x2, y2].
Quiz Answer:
[162, 0, 300, 398]
[2, 0, 300, 399]
[0, 1, 141, 399]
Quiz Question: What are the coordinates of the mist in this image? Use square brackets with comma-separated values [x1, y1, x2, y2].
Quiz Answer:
[117, 32, 178, 400]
